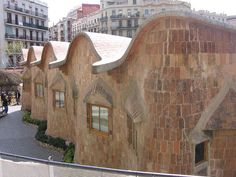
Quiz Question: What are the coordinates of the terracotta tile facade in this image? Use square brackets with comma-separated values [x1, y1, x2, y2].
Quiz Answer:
[21, 11, 236, 177]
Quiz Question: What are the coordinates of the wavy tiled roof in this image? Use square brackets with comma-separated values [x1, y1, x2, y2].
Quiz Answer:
[22, 11, 236, 72]
[29, 46, 44, 66]
[49, 32, 132, 71]
[46, 41, 70, 66]
[20, 49, 29, 66]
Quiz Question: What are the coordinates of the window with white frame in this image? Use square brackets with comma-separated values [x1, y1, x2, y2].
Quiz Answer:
[35, 83, 43, 97]
[54, 91, 65, 108]
[87, 104, 111, 133]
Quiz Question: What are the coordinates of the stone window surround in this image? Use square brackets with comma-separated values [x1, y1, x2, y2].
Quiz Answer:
[87, 103, 112, 137]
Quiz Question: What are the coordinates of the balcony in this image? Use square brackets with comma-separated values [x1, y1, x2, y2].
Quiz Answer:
[23, 22, 48, 30]
[100, 27, 108, 33]
[110, 13, 140, 20]
[111, 25, 138, 30]
[4, 4, 48, 19]
[5, 19, 48, 31]
[100, 16, 108, 21]
[5, 33, 48, 42]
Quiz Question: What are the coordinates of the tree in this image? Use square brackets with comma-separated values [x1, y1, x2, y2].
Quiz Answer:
[5, 41, 24, 67]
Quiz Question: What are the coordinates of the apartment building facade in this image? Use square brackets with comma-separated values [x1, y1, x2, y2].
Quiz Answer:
[0, 0, 48, 67]
[73, 0, 191, 38]
[50, 4, 100, 42]
[49, 17, 73, 42]
[72, 11, 100, 38]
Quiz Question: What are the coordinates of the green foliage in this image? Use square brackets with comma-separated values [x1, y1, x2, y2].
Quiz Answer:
[38, 120, 47, 132]
[5, 41, 24, 55]
[63, 143, 75, 163]
[47, 136, 67, 150]
[22, 111, 75, 163]
[23, 111, 40, 125]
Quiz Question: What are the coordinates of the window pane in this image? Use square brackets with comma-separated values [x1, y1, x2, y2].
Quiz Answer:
[100, 107, 108, 132]
[60, 92, 65, 101]
[55, 92, 59, 100]
[195, 142, 206, 164]
[59, 92, 65, 107]
[92, 106, 99, 130]
[55, 101, 60, 108]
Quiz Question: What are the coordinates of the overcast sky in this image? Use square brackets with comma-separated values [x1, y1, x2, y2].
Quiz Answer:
[45, 0, 236, 26]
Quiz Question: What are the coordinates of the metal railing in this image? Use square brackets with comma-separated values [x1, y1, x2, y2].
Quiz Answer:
[4, 19, 48, 31]
[4, 4, 48, 19]
[5, 33, 48, 42]
[23, 22, 48, 30]
[110, 13, 140, 20]
[0, 151, 204, 177]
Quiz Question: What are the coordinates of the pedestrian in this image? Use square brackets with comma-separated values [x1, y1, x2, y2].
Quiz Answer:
[7, 92, 12, 105]
[2, 94, 8, 114]
[15, 90, 21, 105]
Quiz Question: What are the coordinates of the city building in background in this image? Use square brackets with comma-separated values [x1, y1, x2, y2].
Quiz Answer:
[98, 0, 191, 37]
[72, 10, 100, 38]
[53, 0, 236, 42]
[195, 10, 227, 22]
[227, 15, 236, 26]
[0, 0, 48, 67]
[72, 0, 191, 38]
[49, 4, 100, 42]
[49, 17, 73, 42]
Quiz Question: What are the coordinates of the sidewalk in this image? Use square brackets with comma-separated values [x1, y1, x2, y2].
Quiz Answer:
[0, 105, 63, 161]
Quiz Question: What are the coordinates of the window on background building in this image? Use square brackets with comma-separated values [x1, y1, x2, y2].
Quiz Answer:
[195, 141, 208, 165]
[144, 9, 149, 16]
[127, 30, 132, 38]
[22, 3, 25, 10]
[87, 104, 110, 133]
[30, 18, 33, 24]
[41, 32, 44, 41]
[119, 30, 122, 36]
[112, 30, 117, 35]
[127, 19, 132, 27]
[36, 19, 39, 26]
[35, 83, 43, 97]
[134, 19, 138, 27]
[15, 28, 18, 38]
[127, 9, 131, 17]
[7, 12, 12, 23]
[15, 14, 18, 25]
[112, 10, 116, 16]
[119, 20, 122, 27]
[118, 9, 122, 17]
[54, 91, 65, 108]
[30, 30, 33, 40]
[23, 16, 26, 23]
[150, 9, 155, 15]
[36, 31, 39, 41]
[35, 8, 38, 16]
[23, 29, 27, 39]
[133, 0, 136, 5]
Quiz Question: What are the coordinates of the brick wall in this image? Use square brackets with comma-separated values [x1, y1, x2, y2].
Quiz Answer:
[210, 130, 236, 177]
